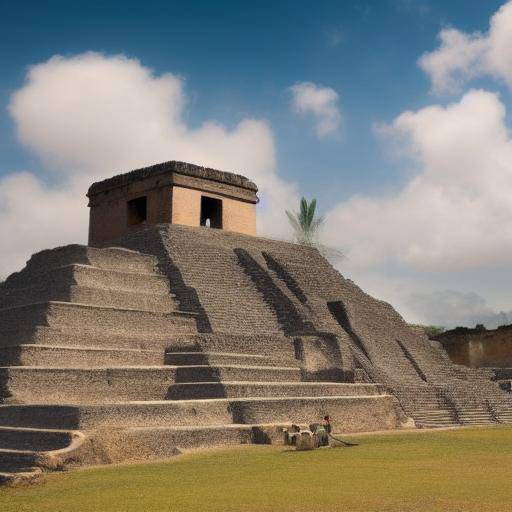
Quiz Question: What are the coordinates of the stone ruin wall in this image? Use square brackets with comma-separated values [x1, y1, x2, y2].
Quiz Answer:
[436, 326, 512, 368]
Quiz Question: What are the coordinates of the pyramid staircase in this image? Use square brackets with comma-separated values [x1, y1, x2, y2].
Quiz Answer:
[0, 245, 401, 485]
[146, 224, 512, 433]
[349, 331, 512, 429]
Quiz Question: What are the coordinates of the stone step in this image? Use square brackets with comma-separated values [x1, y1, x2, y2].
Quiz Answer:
[483, 394, 512, 400]
[456, 406, 495, 413]
[0, 449, 38, 469]
[414, 419, 456, 425]
[457, 407, 495, 413]
[402, 403, 449, 410]
[408, 403, 451, 409]
[412, 410, 454, 417]
[172, 366, 302, 383]
[121, 423, 290, 459]
[0, 395, 400, 431]
[0, 426, 74, 451]
[0, 302, 198, 336]
[495, 410, 512, 417]
[495, 406, 512, 412]
[406, 404, 448, 409]
[416, 422, 459, 428]
[401, 397, 446, 403]
[0, 326, 179, 350]
[414, 414, 458, 422]
[461, 421, 497, 427]
[410, 410, 455, 417]
[461, 420, 498, 426]
[0, 345, 165, 367]
[165, 352, 290, 368]
[0, 328, 298, 360]
[167, 382, 382, 400]
[493, 410, 512, 417]
[0, 265, 173, 309]
[9, 245, 159, 277]
[61, 285, 176, 313]
[459, 414, 494, 421]
[413, 415, 456, 422]
[396, 392, 441, 398]
[0, 463, 39, 475]
[0, 366, 304, 403]
[63, 264, 170, 293]
[403, 404, 447, 410]
[168, 335, 298, 361]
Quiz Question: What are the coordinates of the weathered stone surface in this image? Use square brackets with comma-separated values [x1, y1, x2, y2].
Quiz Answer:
[88, 160, 258, 196]
[0, 396, 403, 432]
[87, 161, 258, 244]
[435, 325, 512, 368]
[115, 224, 512, 428]
[0, 220, 510, 484]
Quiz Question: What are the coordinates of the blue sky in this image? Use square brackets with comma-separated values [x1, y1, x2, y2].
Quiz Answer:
[1, 0, 511, 327]
[0, 0, 504, 201]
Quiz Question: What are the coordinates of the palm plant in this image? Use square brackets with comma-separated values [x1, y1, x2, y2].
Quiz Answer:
[286, 197, 324, 246]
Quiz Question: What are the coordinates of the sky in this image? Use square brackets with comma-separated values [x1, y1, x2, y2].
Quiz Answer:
[1, 0, 511, 328]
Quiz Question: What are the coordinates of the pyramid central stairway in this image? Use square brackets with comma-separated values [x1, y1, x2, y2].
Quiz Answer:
[1, 224, 511, 485]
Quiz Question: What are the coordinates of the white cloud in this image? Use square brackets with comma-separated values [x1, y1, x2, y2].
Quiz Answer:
[419, 1, 512, 94]
[1, 52, 298, 276]
[0, 173, 88, 278]
[289, 82, 341, 137]
[323, 89, 512, 270]
[407, 290, 512, 329]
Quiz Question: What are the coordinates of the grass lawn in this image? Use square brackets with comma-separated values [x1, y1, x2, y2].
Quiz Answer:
[1, 426, 512, 512]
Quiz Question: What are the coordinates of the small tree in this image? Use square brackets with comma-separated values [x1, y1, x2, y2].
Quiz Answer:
[286, 197, 344, 263]
[286, 197, 324, 246]
[423, 325, 445, 338]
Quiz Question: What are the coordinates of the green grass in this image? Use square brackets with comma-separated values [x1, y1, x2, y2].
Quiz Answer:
[2, 427, 512, 512]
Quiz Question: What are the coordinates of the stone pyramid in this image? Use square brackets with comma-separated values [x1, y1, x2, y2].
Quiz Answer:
[0, 163, 510, 485]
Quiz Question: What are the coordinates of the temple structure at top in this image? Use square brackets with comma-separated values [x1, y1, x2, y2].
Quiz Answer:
[87, 160, 258, 245]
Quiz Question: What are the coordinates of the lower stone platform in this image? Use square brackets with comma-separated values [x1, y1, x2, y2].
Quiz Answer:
[0, 395, 405, 431]
[0, 393, 408, 483]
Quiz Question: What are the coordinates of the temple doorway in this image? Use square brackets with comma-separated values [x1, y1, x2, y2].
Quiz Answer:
[200, 196, 223, 228]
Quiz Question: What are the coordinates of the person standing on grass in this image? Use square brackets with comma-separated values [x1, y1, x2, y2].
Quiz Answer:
[323, 415, 332, 436]
[315, 415, 331, 446]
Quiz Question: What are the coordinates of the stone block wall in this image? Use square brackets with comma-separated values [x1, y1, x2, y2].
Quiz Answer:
[171, 186, 256, 235]
[88, 176, 173, 245]
[88, 161, 258, 245]
[436, 326, 512, 368]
